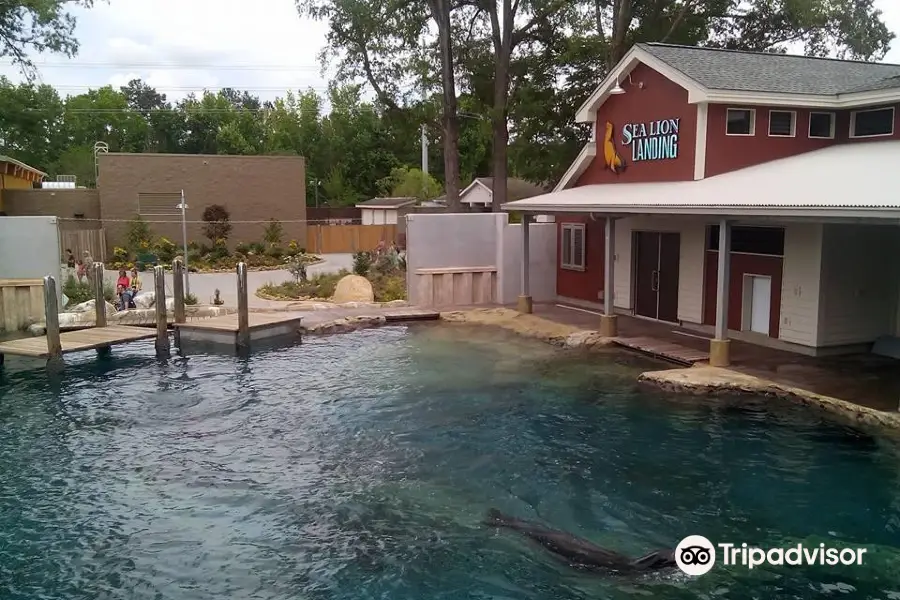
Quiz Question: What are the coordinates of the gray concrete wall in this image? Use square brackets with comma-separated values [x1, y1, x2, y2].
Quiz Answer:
[0, 216, 62, 308]
[406, 212, 556, 306]
[0, 217, 61, 280]
[501, 222, 557, 304]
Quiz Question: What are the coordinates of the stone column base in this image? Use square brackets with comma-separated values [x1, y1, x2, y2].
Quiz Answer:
[599, 314, 618, 337]
[709, 338, 731, 367]
[516, 295, 533, 314]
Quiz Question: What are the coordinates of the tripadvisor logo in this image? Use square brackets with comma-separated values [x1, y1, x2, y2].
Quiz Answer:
[675, 535, 868, 576]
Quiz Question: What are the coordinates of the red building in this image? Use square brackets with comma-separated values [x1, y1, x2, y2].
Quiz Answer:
[504, 43, 900, 365]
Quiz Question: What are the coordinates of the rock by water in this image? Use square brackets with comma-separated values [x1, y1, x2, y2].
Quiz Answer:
[332, 275, 375, 303]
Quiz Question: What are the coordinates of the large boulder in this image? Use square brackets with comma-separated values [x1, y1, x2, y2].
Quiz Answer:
[331, 274, 375, 303]
[133, 291, 156, 309]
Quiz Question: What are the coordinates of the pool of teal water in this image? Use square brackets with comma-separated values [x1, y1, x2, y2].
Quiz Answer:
[1, 323, 899, 599]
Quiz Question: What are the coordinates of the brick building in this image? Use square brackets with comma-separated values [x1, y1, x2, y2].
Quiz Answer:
[4, 153, 307, 255]
[504, 43, 900, 364]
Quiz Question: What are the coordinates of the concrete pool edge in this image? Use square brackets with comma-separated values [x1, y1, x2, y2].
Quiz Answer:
[640, 366, 900, 430]
[439, 308, 900, 431]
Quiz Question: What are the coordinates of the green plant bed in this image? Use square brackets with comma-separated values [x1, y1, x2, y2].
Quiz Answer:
[256, 268, 407, 303]
[62, 275, 115, 308]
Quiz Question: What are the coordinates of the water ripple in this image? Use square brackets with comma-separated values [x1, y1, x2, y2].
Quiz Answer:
[1, 324, 900, 599]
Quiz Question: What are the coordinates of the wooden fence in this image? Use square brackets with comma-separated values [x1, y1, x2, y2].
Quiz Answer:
[305, 224, 397, 254]
[0, 278, 44, 332]
[61, 229, 107, 261]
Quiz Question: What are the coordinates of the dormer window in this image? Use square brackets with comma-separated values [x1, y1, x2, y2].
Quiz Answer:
[808, 112, 835, 139]
[726, 108, 755, 136]
[768, 110, 796, 137]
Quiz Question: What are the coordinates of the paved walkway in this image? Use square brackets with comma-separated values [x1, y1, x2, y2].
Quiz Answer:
[91, 253, 353, 309]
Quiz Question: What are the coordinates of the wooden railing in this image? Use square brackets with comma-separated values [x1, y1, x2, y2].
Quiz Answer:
[411, 267, 497, 307]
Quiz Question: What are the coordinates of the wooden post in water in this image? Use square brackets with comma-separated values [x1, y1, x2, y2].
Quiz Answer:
[43, 275, 62, 360]
[92, 262, 107, 327]
[154, 265, 169, 357]
[236, 261, 250, 349]
[172, 259, 186, 324]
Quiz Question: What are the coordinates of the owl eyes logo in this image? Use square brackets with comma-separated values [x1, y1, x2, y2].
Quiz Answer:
[675, 535, 716, 576]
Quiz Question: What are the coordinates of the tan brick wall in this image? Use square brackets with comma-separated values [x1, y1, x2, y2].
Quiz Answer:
[98, 153, 307, 254]
[4, 189, 102, 230]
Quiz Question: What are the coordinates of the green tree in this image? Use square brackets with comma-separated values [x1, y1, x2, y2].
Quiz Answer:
[0, 0, 97, 78]
[377, 166, 442, 201]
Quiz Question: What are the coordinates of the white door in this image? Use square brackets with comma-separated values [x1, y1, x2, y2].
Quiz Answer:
[749, 276, 772, 335]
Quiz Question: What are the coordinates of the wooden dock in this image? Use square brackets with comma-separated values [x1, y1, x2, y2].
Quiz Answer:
[0, 325, 157, 359]
[613, 336, 710, 366]
[174, 312, 306, 346]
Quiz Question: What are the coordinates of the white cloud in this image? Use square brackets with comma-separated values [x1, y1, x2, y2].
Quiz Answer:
[0, 0, 898, 103]
[0, 0, 331, 102]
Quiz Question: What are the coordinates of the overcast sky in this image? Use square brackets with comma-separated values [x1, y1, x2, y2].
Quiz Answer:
[0, 0, 899, 103]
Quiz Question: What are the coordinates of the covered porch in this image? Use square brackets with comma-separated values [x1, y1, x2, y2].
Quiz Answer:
[505, 141, 900, 367]
[527, 302, 900, 412]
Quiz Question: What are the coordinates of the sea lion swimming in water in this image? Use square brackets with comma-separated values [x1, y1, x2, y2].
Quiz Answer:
[484, 509, 676, 573]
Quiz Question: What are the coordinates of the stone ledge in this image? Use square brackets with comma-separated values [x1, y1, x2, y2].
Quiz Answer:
[639, 366, 900, 430]
[439, 308, 613, 349]
[301, 315, 387, 335]
[252, 300, 409, 313]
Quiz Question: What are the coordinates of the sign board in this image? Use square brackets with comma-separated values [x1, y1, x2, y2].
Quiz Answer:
[620, 118, 680, 162]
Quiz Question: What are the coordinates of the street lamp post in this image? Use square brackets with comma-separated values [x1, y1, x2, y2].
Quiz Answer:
[177, 189, 190, 296]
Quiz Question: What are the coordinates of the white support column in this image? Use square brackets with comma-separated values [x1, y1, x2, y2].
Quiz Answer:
[517, 213, 533, 313]
[711, 218, 732, 366]
[600, 216, 618, 337]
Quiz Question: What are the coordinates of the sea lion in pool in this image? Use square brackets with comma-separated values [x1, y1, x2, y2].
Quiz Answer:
[484, 509, 676, 573]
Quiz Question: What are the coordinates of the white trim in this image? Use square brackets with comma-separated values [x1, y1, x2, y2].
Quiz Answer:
[704, 87, 900, 109]
[574, 46, 708, 123]
[726, 108, 756, 136]
[849, 106, 895, 139]
[503, 204, 900, 220]
[560, 222, 586, 270]
[553, 143, 597, 191]
[808, 112, 836, 139]
[767, 110, 797, 137]
[694, 102, 708, 180]
[459, 178, 495, 205]
[354, 203, 414, 209]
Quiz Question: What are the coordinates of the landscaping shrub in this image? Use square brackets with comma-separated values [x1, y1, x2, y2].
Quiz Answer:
[125, 215, 153, 251]
[62, 275, 114, 307]
[258, 269, 348, 300]
[352, 251, 372, 275]
[202, 204, 232, 243]
[185, 292, 198, 305]
[263, 218, 284, 245]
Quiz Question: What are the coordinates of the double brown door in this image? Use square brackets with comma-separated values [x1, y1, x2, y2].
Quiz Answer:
[634, 232, 680, 322]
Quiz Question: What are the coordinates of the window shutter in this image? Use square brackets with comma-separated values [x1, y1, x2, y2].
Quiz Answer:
[573, 227, 585, 267]
[562, 226, 572, 266]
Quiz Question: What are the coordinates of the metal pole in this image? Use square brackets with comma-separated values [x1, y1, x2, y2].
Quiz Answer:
[315, 180, 319, 209]
[236, 262, 250, 348]
[715, 219, 732, 340]
[604, 217, 615, 316]
[43, 275, 62, 359]
[420, 124, 428, 175]
[93, 262, 106, 327]
[521, 214, 530, 296]
[180, 189, 191, 296]
[154, 265, 170, 357]
[173, 259, 186, 324]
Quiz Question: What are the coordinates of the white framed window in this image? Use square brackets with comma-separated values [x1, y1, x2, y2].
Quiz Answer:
[726, 108, 756, 136]
[808, 112, 835, 139]
[850, 107, 895, 138]
[768, 110, 796, 137]
[561, 223, 585, 271]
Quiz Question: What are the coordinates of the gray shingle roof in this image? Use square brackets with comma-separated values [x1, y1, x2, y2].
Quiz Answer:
[639, 43, 900, 96]
[357, 197, 417, 208]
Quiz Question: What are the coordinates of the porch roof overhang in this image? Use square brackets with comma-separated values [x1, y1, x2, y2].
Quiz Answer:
[503, 140, 900, 222]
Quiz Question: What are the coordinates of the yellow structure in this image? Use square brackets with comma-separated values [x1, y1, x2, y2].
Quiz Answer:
[0, 155, 47, 213]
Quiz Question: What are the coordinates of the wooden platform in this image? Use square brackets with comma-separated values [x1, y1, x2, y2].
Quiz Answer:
[0, 325, 157, 359]
[174, 312, 305, 346]
[382, 308, 441, 322]
[612, 336, 710, 366]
